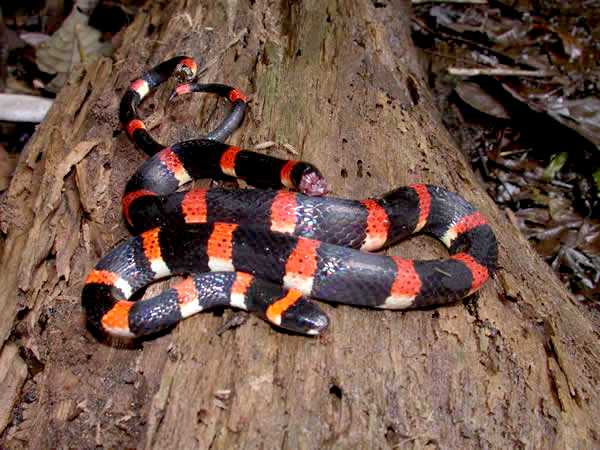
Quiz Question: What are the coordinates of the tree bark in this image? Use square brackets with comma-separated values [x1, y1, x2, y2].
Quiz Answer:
[1, 1, 598, 448]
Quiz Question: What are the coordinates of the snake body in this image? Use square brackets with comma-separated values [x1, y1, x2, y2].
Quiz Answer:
[82, 56, 497, 338]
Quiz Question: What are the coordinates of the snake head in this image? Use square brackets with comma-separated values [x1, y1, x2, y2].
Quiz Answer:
[298, 166, 329, 196]
[277, 298, 330, 335]
[174, 58, 198, 83]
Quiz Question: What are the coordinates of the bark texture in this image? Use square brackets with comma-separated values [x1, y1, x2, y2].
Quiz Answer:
[0, 1, 598, 448]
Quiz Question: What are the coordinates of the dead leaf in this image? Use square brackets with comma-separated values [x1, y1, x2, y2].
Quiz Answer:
[455, 81, 511, 119]
[36, 7, 112, 92]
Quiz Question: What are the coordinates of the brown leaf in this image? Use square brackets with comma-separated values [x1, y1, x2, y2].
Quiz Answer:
[36, 8, 112, 92]
[455, 81, 511, 119]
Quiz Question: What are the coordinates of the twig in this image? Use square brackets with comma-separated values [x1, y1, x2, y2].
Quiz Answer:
[524, 174, 573, 189]
[498, 149, 530, 157]
[252, 141, 299, 155]
[448, 67, 551, 77]
[253, 141, 277, 150]
[282, 143, 298, 155]
[412, 17, 539, 71]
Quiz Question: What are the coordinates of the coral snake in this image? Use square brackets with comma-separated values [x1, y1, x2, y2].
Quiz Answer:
[82, 56, 498, 338]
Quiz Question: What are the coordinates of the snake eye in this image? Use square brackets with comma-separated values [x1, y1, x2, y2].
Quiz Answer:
[279, 298, 329, 335]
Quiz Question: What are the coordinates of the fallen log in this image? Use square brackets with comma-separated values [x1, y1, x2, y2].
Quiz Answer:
[0, 1, 598, 448]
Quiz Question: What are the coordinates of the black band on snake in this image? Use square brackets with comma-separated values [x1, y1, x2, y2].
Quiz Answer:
[83, 56, 498, 338]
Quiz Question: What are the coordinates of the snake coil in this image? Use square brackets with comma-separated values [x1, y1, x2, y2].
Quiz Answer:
[82, 56, 498, 338]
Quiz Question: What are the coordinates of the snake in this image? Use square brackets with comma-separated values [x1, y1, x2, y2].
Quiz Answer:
[81, 56, 498, 338]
